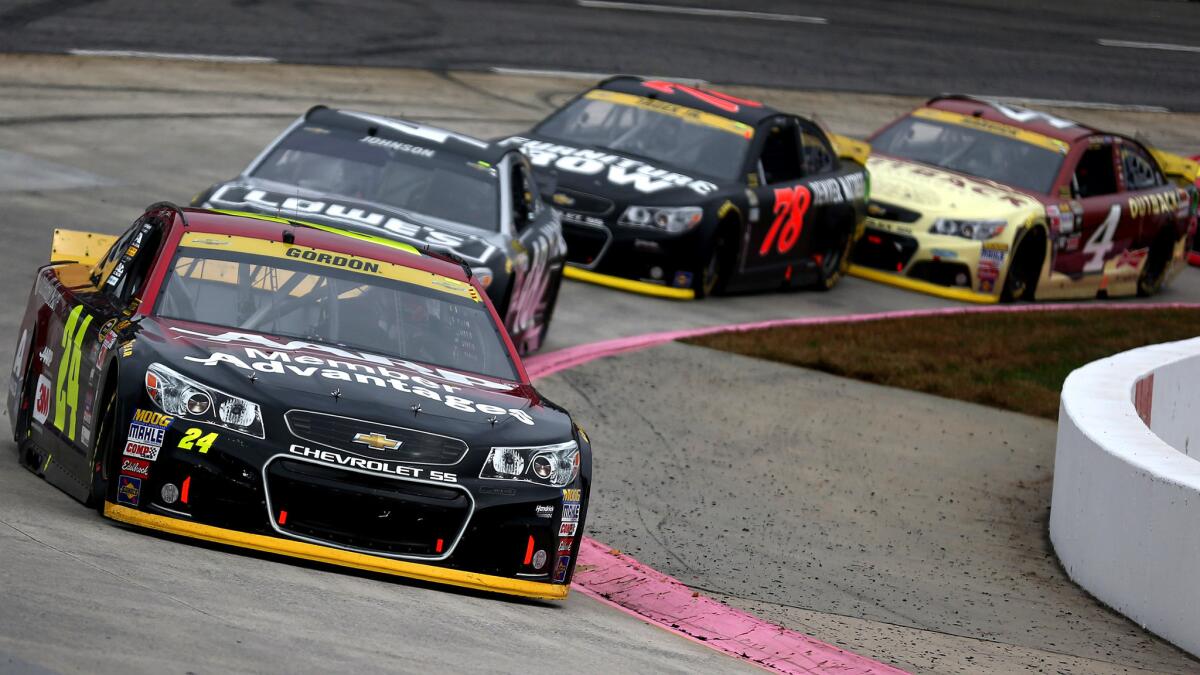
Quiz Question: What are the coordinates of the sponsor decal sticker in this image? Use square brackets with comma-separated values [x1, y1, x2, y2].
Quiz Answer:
[124, 441, 161, 461]
[672, 270, 693, 289]
[132, 408, 174, 429]
[117, 475, 142, 506]
[532, 549, 547, 569]
[128, 422, 166, 447]
[558, 521, 578, 537]
[562, 501, 581, 523]
[562, 488, 581, 502]
[980, 248, 1006, 263]
[558, 537, 574, 553]
[120, 456, 151, 478]
[554, 555, 571, 583]
[535, 504, 555, 519]
[289, 444, 457, 483]
[38, 346, 53, 367]
[33, 374, 51, 425]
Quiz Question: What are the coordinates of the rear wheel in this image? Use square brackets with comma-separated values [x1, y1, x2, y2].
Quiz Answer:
[1137, 231, 1177, 297]
[1001, 229, 1045, 302]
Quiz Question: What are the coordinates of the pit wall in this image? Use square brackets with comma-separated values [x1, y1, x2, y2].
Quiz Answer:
[1051, 336, 1200, 657]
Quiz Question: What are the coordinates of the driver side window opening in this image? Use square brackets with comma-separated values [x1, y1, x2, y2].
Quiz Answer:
[1073, 142, 1118, 198]
[509, 160, 536, 232]
[1120, 142, 1164, 191]
[757, 118, 804, 185]
[798, 120, 837, 176]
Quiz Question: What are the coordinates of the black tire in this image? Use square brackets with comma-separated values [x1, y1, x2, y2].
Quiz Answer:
[86, 386, 119, 512]
[11, 331, 35, 448]
[695, 221, 736, 299]
[1137, 231, 1177, 297]
[1001, 229, 1045, 302]
[811, 220, 855, 291]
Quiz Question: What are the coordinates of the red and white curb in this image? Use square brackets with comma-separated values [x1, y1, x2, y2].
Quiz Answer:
[526, 301, 1200, 674]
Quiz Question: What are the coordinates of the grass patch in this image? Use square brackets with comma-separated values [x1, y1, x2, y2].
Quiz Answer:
[683, 309, 1200, 419]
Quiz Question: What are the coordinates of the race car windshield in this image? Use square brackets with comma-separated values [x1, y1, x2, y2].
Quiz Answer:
[871, 116, 1064, 194]
[157, 246, 518, 381]
[251, 125, 501, 231]
[534, 92, 752, 181]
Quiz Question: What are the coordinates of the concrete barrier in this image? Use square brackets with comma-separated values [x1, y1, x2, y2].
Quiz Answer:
[1051, 336, 1200, 656]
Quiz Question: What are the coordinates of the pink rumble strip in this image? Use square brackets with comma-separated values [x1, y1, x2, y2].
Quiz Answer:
[526, 302, 1200, 673]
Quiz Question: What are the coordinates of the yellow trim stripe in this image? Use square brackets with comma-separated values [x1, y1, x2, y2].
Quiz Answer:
[848, 264, 999, 304]
[104, 503, 568, 600]
[585, 89, 754, 138]
[564, 265, 695, 300]
[210, 209, 422, 257]
[913, 107, 1070, 155]
[180, 232, 479, 302]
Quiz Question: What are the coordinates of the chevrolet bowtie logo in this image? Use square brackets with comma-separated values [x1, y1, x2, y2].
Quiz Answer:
[353, 432, 402, 451]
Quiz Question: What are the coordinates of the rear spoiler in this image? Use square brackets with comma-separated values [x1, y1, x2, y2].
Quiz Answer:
[829, 133, 871, 168]
[1149, 148, 1200, 188]
[51, 229, 116, 266]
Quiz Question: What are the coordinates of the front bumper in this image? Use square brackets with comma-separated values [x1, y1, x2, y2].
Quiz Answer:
[560, 213, 702, 297]
[850, 222, 1001, 304]
[105, 502, 568, 600]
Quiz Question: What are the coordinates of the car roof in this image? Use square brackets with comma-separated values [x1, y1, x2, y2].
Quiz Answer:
[596, 75, 780, 126]
[172, 207, 474, 282]
[925, 95, 1098, 144]
[304, 105, 511, 165]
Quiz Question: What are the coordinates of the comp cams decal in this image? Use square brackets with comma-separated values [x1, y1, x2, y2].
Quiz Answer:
[503, 137, 718, 196]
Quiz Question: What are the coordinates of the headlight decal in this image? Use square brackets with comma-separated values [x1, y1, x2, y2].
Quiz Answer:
[479, 440, 580, 487]
[146, 362, 265, 438]
[929, 218, 1007, 241]
[619, 205, 703, 234]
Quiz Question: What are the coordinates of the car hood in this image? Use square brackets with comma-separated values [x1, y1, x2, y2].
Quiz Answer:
[201, 178, 504, 265]
[868, 155, 1043, 220]
[131, 318, 572, 446]
[499, 134, 725, 205]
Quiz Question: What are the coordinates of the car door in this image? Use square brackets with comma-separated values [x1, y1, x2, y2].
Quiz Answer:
[1054, 137, 1130, 278]
[742, 115, 860, 279]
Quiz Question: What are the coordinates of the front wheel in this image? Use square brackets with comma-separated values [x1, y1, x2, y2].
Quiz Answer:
[1001, 230, 1045, 302]
[86, 389, 119, 511]
[694, 222, 736, 299]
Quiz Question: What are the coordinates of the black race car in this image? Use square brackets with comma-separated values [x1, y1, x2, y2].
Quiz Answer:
[500, 76, 870, 299]
[10, 204, 590, 599]
[194, 106, 565, 354]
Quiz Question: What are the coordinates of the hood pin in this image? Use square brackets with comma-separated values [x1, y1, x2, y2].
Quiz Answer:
[330, 388, 342, 400]
[488, 416, 498, 426]
[411, 403, 422, 413]
[247, 373, 258, 383]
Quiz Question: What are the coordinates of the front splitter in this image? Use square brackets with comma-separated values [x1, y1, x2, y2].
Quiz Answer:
[104, 502, 568, 600]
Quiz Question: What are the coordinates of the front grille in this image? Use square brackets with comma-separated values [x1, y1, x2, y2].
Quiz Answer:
[285, 410, 467, 465]
[908, 261, 972, 287]
[853, 228, 920, 271]
[867, 200, 922, 223]
[265, 458, 471, 558]
[563, 225, 611, 266]
[552, 188, 614, 216]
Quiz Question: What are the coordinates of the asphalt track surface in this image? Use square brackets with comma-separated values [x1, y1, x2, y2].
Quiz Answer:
[1, 0, 1200, 110]
[1, 53, 1200, 673]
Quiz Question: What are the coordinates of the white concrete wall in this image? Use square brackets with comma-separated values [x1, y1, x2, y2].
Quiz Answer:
[1051, 337, 1200, 656]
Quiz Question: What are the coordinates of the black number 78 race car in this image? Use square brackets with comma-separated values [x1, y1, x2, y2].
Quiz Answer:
[501, 76, 870, 299]
[9, 204, 590, 599]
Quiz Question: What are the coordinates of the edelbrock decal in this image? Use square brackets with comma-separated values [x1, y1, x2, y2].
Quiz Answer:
[503, 136, 717, 196]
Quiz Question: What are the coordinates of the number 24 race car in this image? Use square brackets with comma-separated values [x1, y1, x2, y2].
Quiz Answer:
[9, 204, 591, 599]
